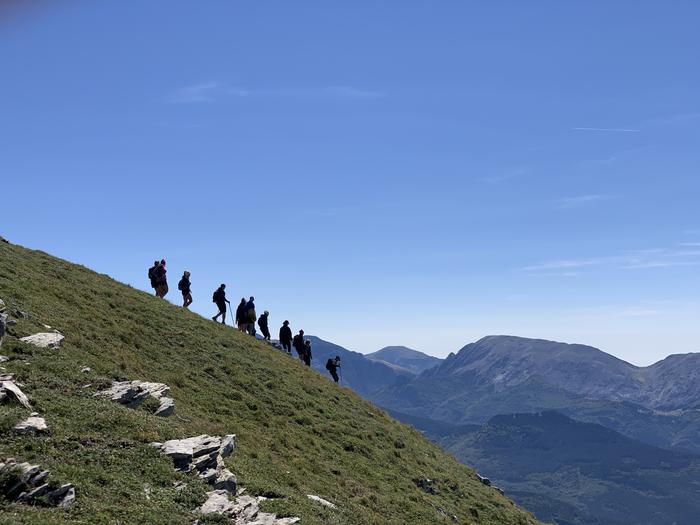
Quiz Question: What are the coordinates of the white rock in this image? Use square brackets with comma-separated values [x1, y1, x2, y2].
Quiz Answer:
[307, 494, 337, 509]
[14, 416, 48, 434]
[96, 380, 174, 416]
[0, 356, 8, 363]
[0, 380, 31, 409]
[19, 332, 64, 349]
[81, 367, 91, 373]
[198, 490, 236, 515]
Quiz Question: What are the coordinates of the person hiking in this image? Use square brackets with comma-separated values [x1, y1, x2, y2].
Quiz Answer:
[148, 260, 159, 295]
[258, 311, 271, 341]
[303, 339, 312, 367]
[235, 298, 247, 332]
[279, 320, 292, 354]
[245, 297, 257, 336]
[325, 356, 341, 383]
[154, 259, 168, 298]
[212, 284, 231, 324]
[178, 271, 192, 308]
[292, 330, 305, 361]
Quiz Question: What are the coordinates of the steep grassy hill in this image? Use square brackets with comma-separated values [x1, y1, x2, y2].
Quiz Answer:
[0, 240, 540, 525]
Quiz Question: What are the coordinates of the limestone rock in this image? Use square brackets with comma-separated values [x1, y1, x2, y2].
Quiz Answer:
[13, 415, 48, 434]
[0, 459, 75, 508]
[19, 332, 64, 349]
[198, 489, 237, 516]
[0, 356, 8, 363]
[0, 380, 31, 409]
[96, 380, 174, 416]
[307, 494, 337, 509]
[81, 366, 91, 373]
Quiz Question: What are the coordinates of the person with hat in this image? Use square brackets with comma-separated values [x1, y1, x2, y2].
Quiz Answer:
[279, 320, 292, 354]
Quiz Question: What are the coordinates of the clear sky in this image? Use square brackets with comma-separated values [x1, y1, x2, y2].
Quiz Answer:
[2, 1, 699, 366]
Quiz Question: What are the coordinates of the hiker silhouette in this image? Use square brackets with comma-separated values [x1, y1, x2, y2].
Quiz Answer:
[212, 284, 230, 324]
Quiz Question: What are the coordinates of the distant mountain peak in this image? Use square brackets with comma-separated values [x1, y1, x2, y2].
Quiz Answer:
[366, 346, 443, 375]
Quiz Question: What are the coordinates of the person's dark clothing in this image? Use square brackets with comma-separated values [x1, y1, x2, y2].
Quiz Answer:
[326, 359, 340, 382]
[236, 302, 246, 325]
[148, 265, 159, 288]
[292, 334, 305, 358]
[213, 287, 227, 312]
[303, 345, 312, 367]
[178, 277, 191, 295]
[245, 301, 256, 323]
[279, 325, 292, 344]
[258, 314, 271, 340]
[155, 265, 167, 286]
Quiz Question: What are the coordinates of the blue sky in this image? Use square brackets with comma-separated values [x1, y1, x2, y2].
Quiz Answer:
[2, 1, 699, 365]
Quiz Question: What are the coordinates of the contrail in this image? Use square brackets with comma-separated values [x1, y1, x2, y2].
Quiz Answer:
[572, 127, 641, 133]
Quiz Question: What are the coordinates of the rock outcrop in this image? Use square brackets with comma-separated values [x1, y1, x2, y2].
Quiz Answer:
[96, 380, 175, 417]
[154, 435, 299, 524]
[0, 376, 32, 409]
[19, 332, 65, 349]
[0, 458, 75, 508]
[13, 414, 48, 434]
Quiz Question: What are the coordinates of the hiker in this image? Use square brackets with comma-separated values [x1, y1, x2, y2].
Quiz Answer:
[246, 297, 257, 336]
[212, 284, 231, 324]
[292, 330, 305, 361]
[178, 271, 192, 308]
[236, 298, 247, 332]
[148, 260, 159, 295]
[303, 339, 312, 367]
[258, 311, 271, 341]
[154, 259, 168, 298]
[279, 320, 292, 354]
[325, 356, 341, 383]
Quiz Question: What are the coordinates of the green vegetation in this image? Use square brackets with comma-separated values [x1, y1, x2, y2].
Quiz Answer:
[0, 241, 541, 524]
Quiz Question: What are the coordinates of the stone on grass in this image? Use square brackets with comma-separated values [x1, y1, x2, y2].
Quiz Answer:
[13, 415, 48, 434]
[0, 459, 74, 508]
[96, 380, 174, 417]
[307, 494, 337, 509]
[0, 356, 8, 363]
[0, 379, 31, 409]
[19, 332, 64, 349]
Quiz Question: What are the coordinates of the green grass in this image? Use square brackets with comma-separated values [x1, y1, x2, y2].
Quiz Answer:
[0, 241, 541, 525]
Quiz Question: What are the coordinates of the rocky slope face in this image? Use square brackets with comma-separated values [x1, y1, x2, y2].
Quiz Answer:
[0, 240, 539, 525]
[366, 346, 443, 375]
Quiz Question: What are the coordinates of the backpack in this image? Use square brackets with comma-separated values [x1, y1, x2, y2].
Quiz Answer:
[247, 308, 256, 322]
[178, 278, 186, 291]
[212, 289, 223, 303]
[148, 266, 156, 281]
[325, 358, 334, 371]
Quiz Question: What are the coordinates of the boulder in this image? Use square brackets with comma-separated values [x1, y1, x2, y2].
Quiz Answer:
[0, 459, 75, 508]
[307, 494, 337, 509]
[198, 489, 237, 516]
[96, 380, 174, 416]
[477, 473, 492, 487]
[0, 356, 8, 363]
[19, 332, 64, 349]
[0, 380, 31, 409]
[13, 415, 48, 434]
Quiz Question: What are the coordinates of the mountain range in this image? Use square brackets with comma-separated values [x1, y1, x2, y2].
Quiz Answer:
[305, 334, 700, 525]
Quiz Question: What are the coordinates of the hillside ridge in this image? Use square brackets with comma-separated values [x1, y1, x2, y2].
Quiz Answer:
[0, 240, 540, 524]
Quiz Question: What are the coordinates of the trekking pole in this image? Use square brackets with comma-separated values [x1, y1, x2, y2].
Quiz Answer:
[339, 366, 343, 385]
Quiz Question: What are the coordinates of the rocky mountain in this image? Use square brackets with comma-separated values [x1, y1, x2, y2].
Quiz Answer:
[365, 346, 443, 375]
[370, 336, 700, 452]
[435, 411, 700, 525]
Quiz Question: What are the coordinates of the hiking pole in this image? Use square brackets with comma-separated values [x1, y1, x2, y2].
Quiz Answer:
[339, 366, 343, 385]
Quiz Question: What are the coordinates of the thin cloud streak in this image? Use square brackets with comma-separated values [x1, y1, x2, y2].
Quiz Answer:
[557, 194, 610, 209]
[168, 83, 383, 104]
[572, 127, 641, 133]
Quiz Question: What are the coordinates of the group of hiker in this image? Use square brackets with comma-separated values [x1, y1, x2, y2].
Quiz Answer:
[147, 260, 342, 383]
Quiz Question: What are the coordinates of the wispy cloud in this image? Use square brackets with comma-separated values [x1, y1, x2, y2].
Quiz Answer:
[480, 166, 531, 184]
[557, 194, 611, 209]
[572, 127, 641, 133]
[169, 82, 222, 103]
[168, 82, 383, 104]
[522, 247, 700, 274]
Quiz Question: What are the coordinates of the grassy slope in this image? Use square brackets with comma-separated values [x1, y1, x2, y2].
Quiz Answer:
[0, 241, 541, 525]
